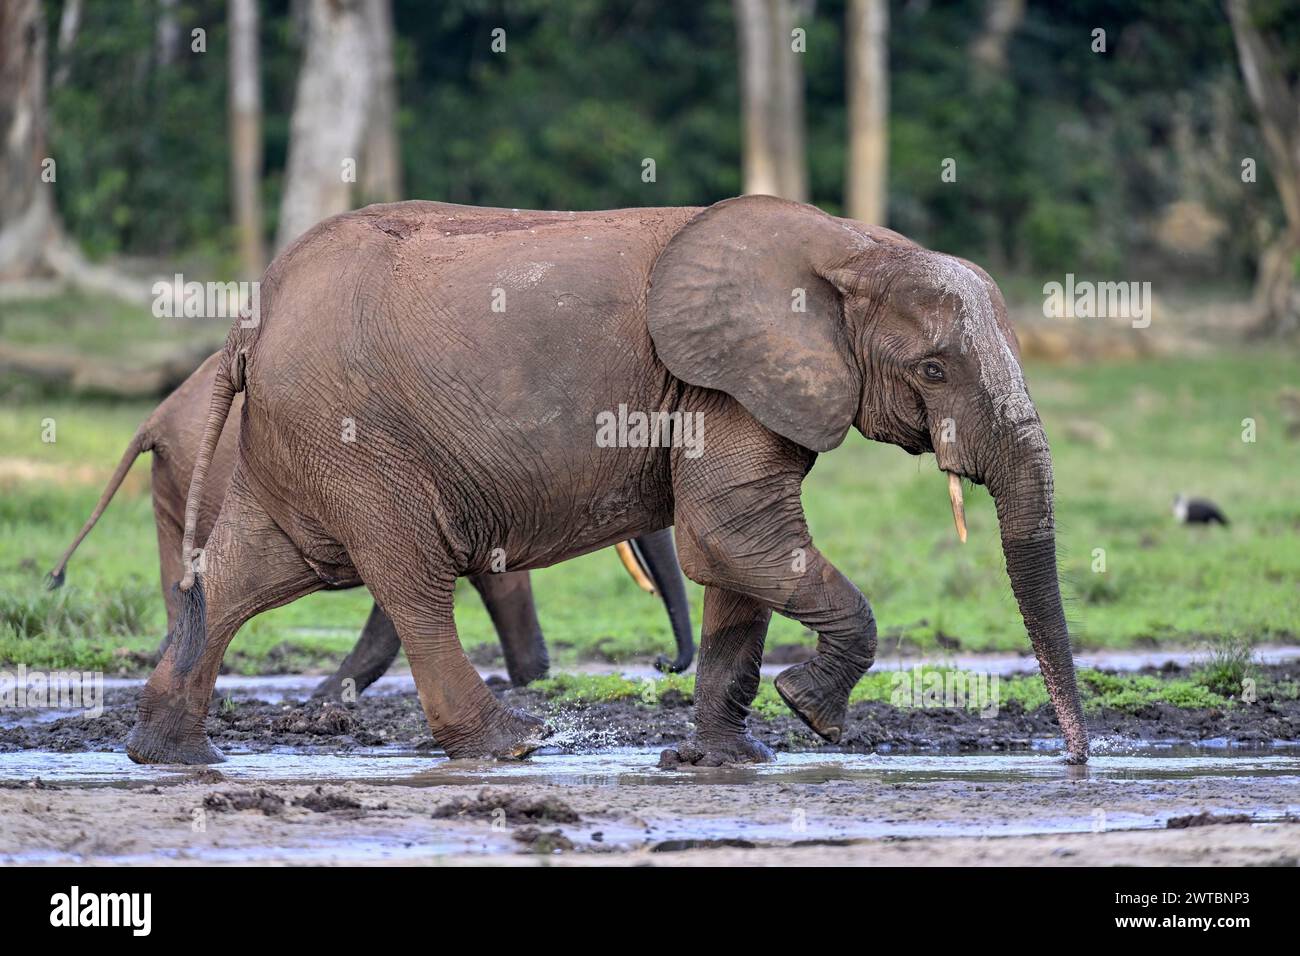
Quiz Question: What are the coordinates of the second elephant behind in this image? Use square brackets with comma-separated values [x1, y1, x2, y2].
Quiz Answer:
[47, 353, 695, 695]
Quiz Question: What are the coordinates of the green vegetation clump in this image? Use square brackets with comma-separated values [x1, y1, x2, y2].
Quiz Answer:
[1193, 634, 1256, 699]
[533, 667, 1243, 718]
[1078, 670, 1230, 713]
[532, 672, 695, 705]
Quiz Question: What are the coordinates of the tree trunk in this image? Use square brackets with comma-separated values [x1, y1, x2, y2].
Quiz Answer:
[969, 0, 1024, 75]
[734, 0, 808, 201]
[229, 0, 266, 277]
[157, 0, 181, 67]
[0, 0, 56, 280]
[360, 0, 402, 203]
[53, 0, 83, 88]
[276, 0, 375, 252]
[0, 0, 154, 303]
[1227, 0, 1300, 336]
[845, 0, 888, 223]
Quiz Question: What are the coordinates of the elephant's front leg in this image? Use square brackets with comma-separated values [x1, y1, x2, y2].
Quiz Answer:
[768, 555, 877, 743]
[660, 587, 773, 767]
[671, 401, 877, 750]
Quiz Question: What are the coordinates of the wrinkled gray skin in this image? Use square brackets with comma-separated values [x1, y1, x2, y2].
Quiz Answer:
[47, 355, 695, 697]
[128, 196, 1088, 766]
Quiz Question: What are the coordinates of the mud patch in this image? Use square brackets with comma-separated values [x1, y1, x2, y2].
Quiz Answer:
[513, 827, 576, 853]
[294, 786, 378, 814]
[271, 702, 361, 737]
[432, 789, 580, 825]
[1166, 811, 1255, 829]
[652, 837, 757, 852]
[204, 788, 286, 815]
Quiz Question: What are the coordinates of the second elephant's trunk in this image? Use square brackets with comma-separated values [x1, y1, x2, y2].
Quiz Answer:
[637, 529, 696, 673]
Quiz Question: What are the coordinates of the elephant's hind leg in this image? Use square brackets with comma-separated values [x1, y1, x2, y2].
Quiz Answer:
[312, 603, 402, 701]
[128, 475, 324, 764]
[351, 553, 547, 759]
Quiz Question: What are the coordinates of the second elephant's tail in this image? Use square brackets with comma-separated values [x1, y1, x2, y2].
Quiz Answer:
[46, 424, 154, 590]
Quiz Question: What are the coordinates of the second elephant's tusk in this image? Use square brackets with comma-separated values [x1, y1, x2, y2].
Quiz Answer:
[947, 472, 968, 544]
[615, 541, 658, 595]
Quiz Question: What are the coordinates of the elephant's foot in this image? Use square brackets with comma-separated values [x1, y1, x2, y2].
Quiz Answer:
[440, 707, 549, 760]
[310, 675, 346, 702]
[774, 660, 848, 744]
[658, 732, 774, 768]
[652, 653, 689, 674]
[126, 717, 224, 765]
[310, 671, 370, 703]
[506, 659, 549, 688]
[127, 688, 224, 764]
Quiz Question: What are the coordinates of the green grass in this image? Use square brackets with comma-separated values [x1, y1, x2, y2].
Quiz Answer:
[529, 667, 1291, 717]
[0, 290, 227, 366]
[2, 321, 1298, 673]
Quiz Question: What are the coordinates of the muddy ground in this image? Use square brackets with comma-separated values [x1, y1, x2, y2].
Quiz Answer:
[2, 666, 1298, 866]
[3, 664, 1300, 756]
[2, 758, 1298, 865]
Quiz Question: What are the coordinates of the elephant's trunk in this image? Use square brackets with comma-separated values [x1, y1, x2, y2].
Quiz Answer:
[986, 425, 1089, 763]
[639, 529, 696, 673]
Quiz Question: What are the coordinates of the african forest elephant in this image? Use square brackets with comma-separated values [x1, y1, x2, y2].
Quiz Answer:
[47, 353, 695, 696]
[128, 196, 1088, 766]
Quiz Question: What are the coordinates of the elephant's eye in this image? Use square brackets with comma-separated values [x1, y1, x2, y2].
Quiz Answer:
[921, 361, 946, 382]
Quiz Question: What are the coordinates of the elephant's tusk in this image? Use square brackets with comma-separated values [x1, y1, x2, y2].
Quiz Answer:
[615, 540, 658, 595]
[947, 472, 968, 544]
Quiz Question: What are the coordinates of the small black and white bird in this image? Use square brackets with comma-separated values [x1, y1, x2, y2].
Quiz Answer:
[1173, 494, 1230, 526]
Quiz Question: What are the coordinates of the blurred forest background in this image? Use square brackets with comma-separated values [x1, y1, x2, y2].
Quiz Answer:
[3, 0, 1298, 325]
[2, 0, 1298, 673]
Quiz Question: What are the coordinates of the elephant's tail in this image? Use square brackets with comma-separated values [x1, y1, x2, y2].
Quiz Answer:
[177, 344, 246, 593]
[46, 424, 155, 590]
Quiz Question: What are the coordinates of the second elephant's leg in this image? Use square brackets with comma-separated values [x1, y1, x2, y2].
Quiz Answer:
[468, 572, 549, 686]
[664, 586, 772, 766]
[129, 476, 323, 764]
[152, 509, 185, 659]
[311, 603, 403, 701]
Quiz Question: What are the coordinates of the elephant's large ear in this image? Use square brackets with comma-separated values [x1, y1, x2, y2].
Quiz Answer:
[647, 195, 865, 453]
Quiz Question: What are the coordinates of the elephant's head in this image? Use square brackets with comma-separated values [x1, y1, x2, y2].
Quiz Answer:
[647, 194, 1088, 763]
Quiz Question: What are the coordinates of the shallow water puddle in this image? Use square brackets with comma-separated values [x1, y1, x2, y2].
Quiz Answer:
[4, 745, 1298, 788]
[86, 643, 1300, 702]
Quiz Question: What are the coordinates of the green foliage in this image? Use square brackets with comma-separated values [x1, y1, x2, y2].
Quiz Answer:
[48, 0, 235, 259]
[39, 0, 1291, 278]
